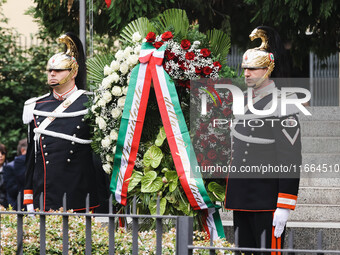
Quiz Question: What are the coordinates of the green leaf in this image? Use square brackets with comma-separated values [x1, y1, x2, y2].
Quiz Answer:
[141, 171, 163, 193]
[155, 8, 189, 39]
[165, 171, 178, 192]
[154, 126, 166, 147]
[87, 54, 114, 84]
[127, 171, 143, 192]
[206, 29, 231, 64]
[207, 182, 225, 201]
[149, 197, 167, 215]
[165, 192, 176, 204]
[143, 145, 163, 168]
[120, 17, 156, 44]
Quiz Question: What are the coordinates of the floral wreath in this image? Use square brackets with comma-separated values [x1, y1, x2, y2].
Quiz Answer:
[87, 9, 236, 231]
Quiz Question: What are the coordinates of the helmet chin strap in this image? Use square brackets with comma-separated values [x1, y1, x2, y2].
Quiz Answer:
[47, 66, 77, 88]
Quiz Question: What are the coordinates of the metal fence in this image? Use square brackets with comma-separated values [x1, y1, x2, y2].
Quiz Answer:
[0, 193, 188, 255]
[2, 193, 340, 254]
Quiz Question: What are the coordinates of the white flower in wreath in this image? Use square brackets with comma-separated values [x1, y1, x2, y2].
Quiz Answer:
[132, 32, 142, 42]
[96, 116, 107, 130]
[117, 96, 126, 108]
[111, 107, 122, 119]
[110, 60, 120, 71]
[97, 98, 106, 107]
[124, 46, 133, 57]
[101, 136, 111, 148]
[120, 63, 129, 75]
[102, 163, 112, 174]
[127, 54, 139, 66]
[112, 146, 116, 154]
[111, 86, 123, 97]
[106, 154, 113, 162]
[103, 91, 112, 103]
[134, 45, 141, 54]
[115, 50, 124, 61]
[91, 105, 97, 112]
[110, 129, 118, 141]
[109, 72, 120, 83]
[101, 76, 113, 89]
[104, 65, 112, 76]
[122, 86, 128, 95]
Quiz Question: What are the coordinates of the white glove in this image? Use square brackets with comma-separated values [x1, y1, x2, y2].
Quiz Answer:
[272, 208, 290, 238]
[26, 204, 35, 213]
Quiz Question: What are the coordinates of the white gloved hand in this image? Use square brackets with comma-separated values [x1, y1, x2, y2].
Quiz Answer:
[272, 208, 290, 238]
[26, 204, 34, 213]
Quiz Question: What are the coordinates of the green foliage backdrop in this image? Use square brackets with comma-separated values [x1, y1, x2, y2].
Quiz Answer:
[0, 2, 53, 159]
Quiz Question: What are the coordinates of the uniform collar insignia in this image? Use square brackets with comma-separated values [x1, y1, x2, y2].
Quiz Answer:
[53, 85, 78, 101]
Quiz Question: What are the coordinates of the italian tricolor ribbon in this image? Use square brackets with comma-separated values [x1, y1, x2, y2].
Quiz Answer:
[110, 42, 225, 238]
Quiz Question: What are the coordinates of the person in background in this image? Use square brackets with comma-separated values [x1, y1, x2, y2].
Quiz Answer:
[4, 139, 27, 210]
[0, 143, 8, 207]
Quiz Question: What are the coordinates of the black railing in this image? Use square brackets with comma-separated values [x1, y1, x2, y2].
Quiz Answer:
[1, 192, 340, 254]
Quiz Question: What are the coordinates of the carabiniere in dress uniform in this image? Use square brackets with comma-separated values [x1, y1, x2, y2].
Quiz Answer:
[224, 26, 301, 252]
[22, 33, 107, 212]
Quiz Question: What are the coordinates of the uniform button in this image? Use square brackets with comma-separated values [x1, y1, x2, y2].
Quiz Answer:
[73, 134, 76, 137]
[70, 150, 74, 154]
[37, 122, 41, 125]
[255, 120, 258, 124]
[77, 126, 80, 129]
[43, 144, 46, 148]
[67, 159, 71, 162]
[46, 161, 49, 164]
[82, 118, 85, 122]
[245, 151, 248, 155]
[36, 116, 39, 119]
[249, 135, 252, 137]
[232, 149, 234, 153]
[42, 136, 45, 140]
[232, 157, 234, 160]
[44, 152, 48, 156]
[251, 128, 255, 131]
[246, 143, 250, 147]
[71, 142, 75, 145]
[243, 159, 246, 162]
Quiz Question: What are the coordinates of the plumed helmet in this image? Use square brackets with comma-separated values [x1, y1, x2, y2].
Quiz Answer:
[241, 28, 275, 88]
[46, 32, 86, 89]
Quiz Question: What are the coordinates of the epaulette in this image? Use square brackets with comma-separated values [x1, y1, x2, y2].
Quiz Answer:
[22, 93, 50, 124]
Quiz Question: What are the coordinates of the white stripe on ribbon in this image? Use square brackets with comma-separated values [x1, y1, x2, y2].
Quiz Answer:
[277, 197, 296, 206]
[115, 63, 148, 204]
[206, 209, 219, 241]
[155, 64, 207, 209]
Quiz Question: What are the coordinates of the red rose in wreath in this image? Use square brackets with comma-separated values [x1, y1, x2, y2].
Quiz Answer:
[146, 32, 156, 42]
[166, 51, 176, 60]
[153, 41, 163, 49]
[200, 48, 211, 57]
[161, 31, 173, 41]
[181, 39, 191, 50]
[185, 51, 195, 60]
[207, 150, 217, 160]
[203, 66, 212, 75]
[213, 61, 222, 70]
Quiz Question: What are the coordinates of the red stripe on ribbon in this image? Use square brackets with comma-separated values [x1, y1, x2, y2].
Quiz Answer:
[120, 64, 152, 205]
[150, 59, 200, 210]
